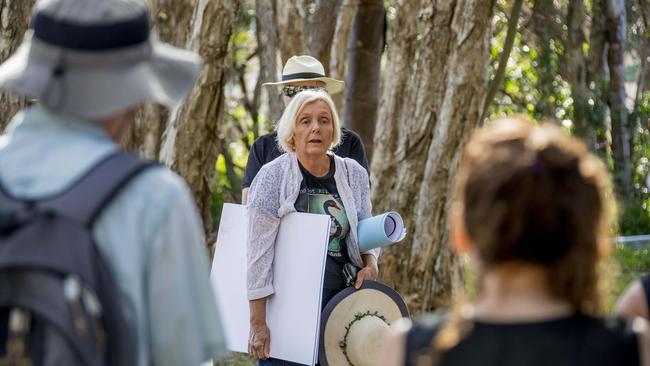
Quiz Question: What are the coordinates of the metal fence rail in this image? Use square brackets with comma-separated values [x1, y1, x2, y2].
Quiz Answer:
[615, 235, 650, 249]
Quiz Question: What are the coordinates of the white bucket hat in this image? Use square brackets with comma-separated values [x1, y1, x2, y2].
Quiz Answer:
[0, 0, 202, 120]
[262, 55, 344, 95]
[319, 281, 410, 366]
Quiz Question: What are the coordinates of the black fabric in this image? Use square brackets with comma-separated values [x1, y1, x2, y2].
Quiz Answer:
[405, 313, 640, 366]
[640, 275, 650, 313]
[282, 72, 325, 81]
[293, 157, 351, 309]
[242, 128, 369, 188]
[32, 11, 150, 51]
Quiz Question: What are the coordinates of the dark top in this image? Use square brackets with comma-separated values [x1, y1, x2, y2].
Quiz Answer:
[242, 128, 368, 188]
[405, 312, 640, 366]
[294, 156, 352, 309]
[640, 275, 650, 313]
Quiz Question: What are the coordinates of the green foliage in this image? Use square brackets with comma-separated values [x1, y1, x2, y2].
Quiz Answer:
[486, 3, 572, 127]
[214, 353, 255, 366]
[611, 244, 650, 310]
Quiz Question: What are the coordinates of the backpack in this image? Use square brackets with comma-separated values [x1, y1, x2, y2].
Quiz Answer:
[0, 151, 153, 366]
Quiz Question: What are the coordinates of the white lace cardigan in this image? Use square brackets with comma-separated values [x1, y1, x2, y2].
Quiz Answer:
[246, 152, 380, 300]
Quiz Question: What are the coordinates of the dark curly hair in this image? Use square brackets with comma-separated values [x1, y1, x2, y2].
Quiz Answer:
[455, 116, 612, 314]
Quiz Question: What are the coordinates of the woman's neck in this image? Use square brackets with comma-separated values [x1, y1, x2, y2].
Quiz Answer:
[296, 152, 330, 177]
[471, 263, 573, 322]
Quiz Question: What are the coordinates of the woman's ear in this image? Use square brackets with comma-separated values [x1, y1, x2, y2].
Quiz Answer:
[451, 203, 471, 254]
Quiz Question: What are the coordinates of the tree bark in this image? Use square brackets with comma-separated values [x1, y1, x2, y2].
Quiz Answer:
[125, 0, 198, 157]
[343, 0, 384, 160]
[529, 0, 561, 120]
[0, 0, 34, 130]
[329, 0, 359, 115]
[309, 0, 342, 73]
[256, 0, 284, 123]
[276, 0, 307, 63]
[158, 0, 236, 236]
[561, 0, 597, 149]
[372, 0, 496, 313]
[605, 0, 632, 195]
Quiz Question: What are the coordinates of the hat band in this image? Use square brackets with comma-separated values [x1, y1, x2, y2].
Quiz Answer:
[281, 72, 325, 81]
[28, 35, 154, 68]
[32, 11, 150, 51]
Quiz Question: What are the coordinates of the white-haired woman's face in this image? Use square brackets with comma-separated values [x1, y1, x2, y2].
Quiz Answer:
[292, 99, 333, 158]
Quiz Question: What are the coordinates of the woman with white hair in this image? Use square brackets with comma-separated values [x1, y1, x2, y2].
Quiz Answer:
[246, 90, 380, 364]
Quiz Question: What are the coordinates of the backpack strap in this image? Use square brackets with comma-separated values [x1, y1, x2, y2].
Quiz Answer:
[0, 180, 26, 212]
[38, 151, 155, 227]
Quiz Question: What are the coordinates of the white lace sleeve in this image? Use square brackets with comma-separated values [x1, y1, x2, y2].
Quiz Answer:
[246, 164, 282, 300]
[348, 159, 381, 260]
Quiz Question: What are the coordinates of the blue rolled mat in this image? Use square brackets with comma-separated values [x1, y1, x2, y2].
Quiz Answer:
[357, 211, 407, 252]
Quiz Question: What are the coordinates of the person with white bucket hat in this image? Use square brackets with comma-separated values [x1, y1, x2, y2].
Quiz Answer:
[0, 0, 228, 365]
[241, 55, 369, 204]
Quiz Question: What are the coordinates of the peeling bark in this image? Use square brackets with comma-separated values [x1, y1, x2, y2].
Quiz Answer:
[329, 0, 359, 114]
[256, 0, 283, 123]
[159, 0, 236, 236]
[309, 0, 342, 73]
[0, 0, 34, 130]
[126, 0, 198, 156]
[276, 0, 307, 63]
[372, 0, 496, 313]
[343, 0, 384, 160]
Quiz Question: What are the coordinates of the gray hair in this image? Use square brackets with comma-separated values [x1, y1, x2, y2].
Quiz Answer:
[275, 90, 341, 153]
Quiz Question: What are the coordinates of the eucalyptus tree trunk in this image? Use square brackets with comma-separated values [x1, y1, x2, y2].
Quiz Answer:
[158, 0, 236, 237]
[561, 0, 597, 150]
[276, 0, 307, 63]
[372, 0, 496, 313]
[329, 0, 359, 115]
[605, 0, 632, 195]
[126, 0, 197, 158]
[0, 0, 34, 130]
[256, 0, 283, 123]
[309, 0, 341, 74]
[343, 0, 384, 160]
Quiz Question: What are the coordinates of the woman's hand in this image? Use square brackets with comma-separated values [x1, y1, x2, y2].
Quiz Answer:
[355, 254, 379, 289]
[249, 298, 270, 360]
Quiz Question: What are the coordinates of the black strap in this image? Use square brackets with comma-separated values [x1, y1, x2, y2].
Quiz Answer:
[37, 151, 155, 227]
[0, 180, 27, 212]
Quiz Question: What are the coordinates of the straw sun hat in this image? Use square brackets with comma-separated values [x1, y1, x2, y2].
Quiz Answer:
[319, 281, 410, 366]
[262, 55, 345, 95]
[0, 0, 202, 120]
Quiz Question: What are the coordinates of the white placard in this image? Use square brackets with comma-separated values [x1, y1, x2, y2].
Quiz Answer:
[210, 203, 330, 365]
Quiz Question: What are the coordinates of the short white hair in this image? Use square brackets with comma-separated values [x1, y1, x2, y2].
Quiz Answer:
[275, 90, 341, 153]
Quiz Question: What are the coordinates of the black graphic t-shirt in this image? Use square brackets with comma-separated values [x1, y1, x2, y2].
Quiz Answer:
[294, 156, 351, 305]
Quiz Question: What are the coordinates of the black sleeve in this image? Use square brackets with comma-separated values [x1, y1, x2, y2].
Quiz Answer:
[242, 138, 266, 188]
[345, 130, 369, 173]
[405, 312, 447, 366]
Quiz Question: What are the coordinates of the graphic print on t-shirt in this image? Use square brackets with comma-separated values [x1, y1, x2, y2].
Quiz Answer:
[299, 187, 350, 256]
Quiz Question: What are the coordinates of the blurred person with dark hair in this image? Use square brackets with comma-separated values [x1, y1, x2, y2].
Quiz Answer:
[379, 117, 650, 366]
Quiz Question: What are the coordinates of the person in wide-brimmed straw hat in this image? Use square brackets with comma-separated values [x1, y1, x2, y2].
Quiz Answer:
[241, 55, 369, 204]
[262, 55, 345, 96]
[0, 0, 228, 365]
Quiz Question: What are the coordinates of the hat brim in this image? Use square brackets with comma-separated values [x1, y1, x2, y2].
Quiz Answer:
[319, 281, 410, 366]
[0, 38, 201, 120]
[263, 77, 344, 95]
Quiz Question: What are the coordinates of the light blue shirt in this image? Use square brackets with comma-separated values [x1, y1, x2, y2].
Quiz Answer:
[0, 108, 228, 366]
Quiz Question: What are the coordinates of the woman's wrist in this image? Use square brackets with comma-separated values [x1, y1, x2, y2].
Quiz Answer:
[250, 298, 268, 325]
[362, 253, 378, 268]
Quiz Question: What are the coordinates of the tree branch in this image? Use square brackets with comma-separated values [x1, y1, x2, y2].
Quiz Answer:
[480, 0, 524, 123]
